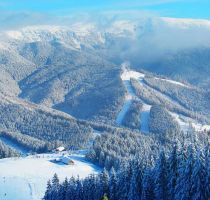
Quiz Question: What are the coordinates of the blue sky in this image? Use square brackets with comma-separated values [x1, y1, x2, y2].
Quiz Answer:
[0, 0, 210, 20]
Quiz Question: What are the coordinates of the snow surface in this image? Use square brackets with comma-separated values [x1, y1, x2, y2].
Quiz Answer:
[116, 63, 151, 133]
[155, 77, 190, 88]
[0, 152, 101, 200]
[116, 99, 132, 125]
[169, 112, 190, 132]
[140, 104, 152, 133]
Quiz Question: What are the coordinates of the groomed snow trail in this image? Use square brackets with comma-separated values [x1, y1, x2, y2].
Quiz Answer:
[154, 77, 190, 88]
[116, 99, 132, 125]
[140, 104, 152, 133]
[116, 63, 151, 133]
[0, 152, 101, 200]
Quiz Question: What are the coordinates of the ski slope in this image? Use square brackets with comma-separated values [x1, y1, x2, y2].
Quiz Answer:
[154, 77, 190, 88]
[140, 104, 152, 133]
[116, 64, 151, 133]
[117, 63, 210, 134]
[0, 152, 101, 200]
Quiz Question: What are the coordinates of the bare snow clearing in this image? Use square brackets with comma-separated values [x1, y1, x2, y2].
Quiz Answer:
[0, 152, 101, 200]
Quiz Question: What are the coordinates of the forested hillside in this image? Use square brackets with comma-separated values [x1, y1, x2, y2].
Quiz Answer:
[44, 144, 209, 200]
[0, 95, 93, 150]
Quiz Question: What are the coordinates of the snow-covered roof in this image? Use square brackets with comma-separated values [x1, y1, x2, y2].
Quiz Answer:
[56, 146, 65, 151]
[61, 156, 74, 164]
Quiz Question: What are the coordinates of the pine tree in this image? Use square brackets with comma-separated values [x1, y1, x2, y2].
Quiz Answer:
[82, 174, 98, 200]
[175, 146, 187, 200]
[141, 169, 154, 200]
[167, 145, 178, 200]
[51, 173, 60, 200]
[99, 169, 109, 199]
[75, 177, 83, 200]
[65, 176, 76, 200]
[154, 151, 168, 200]
[118, 162, 132, 200]
[128, 159, 144, 200]
[109, 168, 118, 200]
[60, 178, 68, 200]
[191, 151, 207, 200]
[43, 180, 52, 200]
[175, 145, 195, 200]
[204, 145, 210, 199]
[184, 145, 195, 200]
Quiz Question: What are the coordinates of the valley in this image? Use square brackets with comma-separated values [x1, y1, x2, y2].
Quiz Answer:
[0, 17, 209, 200]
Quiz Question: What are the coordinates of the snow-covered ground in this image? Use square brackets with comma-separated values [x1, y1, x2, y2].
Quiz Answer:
[140, 104, 152, 133]
[155, 77, 190, 88]
[116, 64, 152, 133]
[169, 112, 190, 132]
[0, 152, 101, 200]
[116, 99, 132, 125]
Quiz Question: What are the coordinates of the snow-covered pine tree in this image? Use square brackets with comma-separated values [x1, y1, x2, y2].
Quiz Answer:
[191, 151, 208, 200]
[174, 146, 187, 200]
[98, 169, 109, 199]
[128, 159, 144, 200]
[109, 168, 118, 200]
[75, 177, 83, 200]
[154, 151, 168, 200]
[204, 144, 210, 199]
[59, 178, 68, 200]
[167, 145, 179, 200]
[43, 180, 53, 200]
[118, 162, 132, 200]
[185, 145, 196, 200]
[65, 176, 76, 200]
[141, 169, 155, 200]
[51, 173, 60, 200]
[84, 174, 100, 200]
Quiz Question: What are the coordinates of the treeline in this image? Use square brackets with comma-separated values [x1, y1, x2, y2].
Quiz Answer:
[43, 144, 209, 200]
[144, 77, 210, 123]
[122, 100, 143, 130]
[149, 105, 181, 135]
[0, 140, 20, 158]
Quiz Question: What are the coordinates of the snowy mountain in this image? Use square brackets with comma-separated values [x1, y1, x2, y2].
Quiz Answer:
[0, 17, 209, 199]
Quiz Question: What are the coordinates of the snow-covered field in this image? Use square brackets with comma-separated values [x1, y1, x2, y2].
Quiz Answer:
[0, 152, 101, 200]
